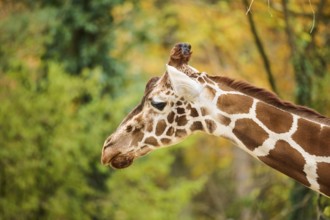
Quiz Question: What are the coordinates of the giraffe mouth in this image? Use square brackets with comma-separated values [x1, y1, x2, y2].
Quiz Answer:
[109, 153, 135, 169]
[102, 143, 135, 169]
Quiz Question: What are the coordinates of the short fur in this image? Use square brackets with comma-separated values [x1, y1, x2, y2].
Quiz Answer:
[210, 76, 330, 126]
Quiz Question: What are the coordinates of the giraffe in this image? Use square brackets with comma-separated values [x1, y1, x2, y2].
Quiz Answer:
[101, 43, 330, 197]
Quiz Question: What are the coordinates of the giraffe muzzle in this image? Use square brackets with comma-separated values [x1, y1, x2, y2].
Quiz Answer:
[109, 153, 134, 169]
[101, 146, 134, 169]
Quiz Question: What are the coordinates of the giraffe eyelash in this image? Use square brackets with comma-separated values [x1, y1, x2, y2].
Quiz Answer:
[150, 99, 167, 111]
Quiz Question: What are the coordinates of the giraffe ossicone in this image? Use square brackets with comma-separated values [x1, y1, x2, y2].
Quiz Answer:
[101, 43, 330, 197]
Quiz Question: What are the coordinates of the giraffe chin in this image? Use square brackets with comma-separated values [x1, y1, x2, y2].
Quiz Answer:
[110, 154, 134, 169]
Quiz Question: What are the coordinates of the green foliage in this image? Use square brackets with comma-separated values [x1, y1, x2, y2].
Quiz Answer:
[1, 0, 330, 219]
[42, 0, 121, 72]
[0, 6, 54, 72]
[0, 64, 111, 219]
[0, 64, 204, 219]
[106, 150, 205, 220]
[318, 195, 330, 219]
[40, 0, 127, 94]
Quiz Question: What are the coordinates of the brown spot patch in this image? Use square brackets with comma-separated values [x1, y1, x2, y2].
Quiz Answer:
[161, 138, 171, 145]
[126, 125, 133, 133]
[203, 76, 216, 85]
[176, 101, 183, 106]
[198, 77, 205, 84]
[320, 126, 330, 156]
[139, 145, 150, 156]
[258, 140, 309, 187]
[292, 119, 330, 156]
[190, 108, 199, 117]
[156, 119, 167, 136]
[217, 94, 253, 114]
[218, 114, 231, 126]
[205, 85, 216, 100]
[167, 111, 175, 124]
[131, 130, 144, 146]
[256, 102, 293, 133]
[175, 129, 187, 137]
[134, 116, 144, 125]
[176, 107, 185, 114]
[144, 136, 159, 146]
[190, 121, 203, 131]
[233, 118, 268, 151]
[176, 115, 188, 126]
[317, 162, 330, 197]
[146, 122, 153, 133]
[205, 119, 217, 133]
[166, 127, 174, 136]
[201, 107, 208, 116]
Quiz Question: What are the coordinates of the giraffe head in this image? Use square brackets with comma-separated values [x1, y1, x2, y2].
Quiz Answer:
[101, 43, 213, 169]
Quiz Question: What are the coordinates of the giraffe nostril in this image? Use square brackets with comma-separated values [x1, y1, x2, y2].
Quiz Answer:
[103, 141, 115, 149]
[103, 136, 115, 149]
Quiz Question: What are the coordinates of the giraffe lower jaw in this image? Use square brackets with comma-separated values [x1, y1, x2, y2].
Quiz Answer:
[109, 153, 134, 169]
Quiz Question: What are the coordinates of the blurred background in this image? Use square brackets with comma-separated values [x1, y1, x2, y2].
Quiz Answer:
[0, 0, 329, 219]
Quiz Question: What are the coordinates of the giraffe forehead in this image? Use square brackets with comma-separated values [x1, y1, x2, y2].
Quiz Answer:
[150, 84, 173, 96]
[149, 88, 178, 102]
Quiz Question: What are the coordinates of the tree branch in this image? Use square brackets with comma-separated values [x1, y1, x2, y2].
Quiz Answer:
[242, 0, 279, 95]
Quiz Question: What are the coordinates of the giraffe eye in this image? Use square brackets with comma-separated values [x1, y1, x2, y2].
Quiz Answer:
[151, 100, 167, 111]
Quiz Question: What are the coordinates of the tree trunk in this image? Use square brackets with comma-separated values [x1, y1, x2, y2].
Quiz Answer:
[233, 146, 253, 220]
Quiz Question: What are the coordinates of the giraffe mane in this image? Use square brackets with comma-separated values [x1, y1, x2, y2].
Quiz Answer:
[210, 76, 330, 126]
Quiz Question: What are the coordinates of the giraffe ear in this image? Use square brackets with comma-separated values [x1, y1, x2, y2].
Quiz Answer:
[166, 64, 202, 100]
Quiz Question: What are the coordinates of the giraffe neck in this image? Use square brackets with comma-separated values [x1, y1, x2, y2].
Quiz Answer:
[195, 73, 330, 197]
